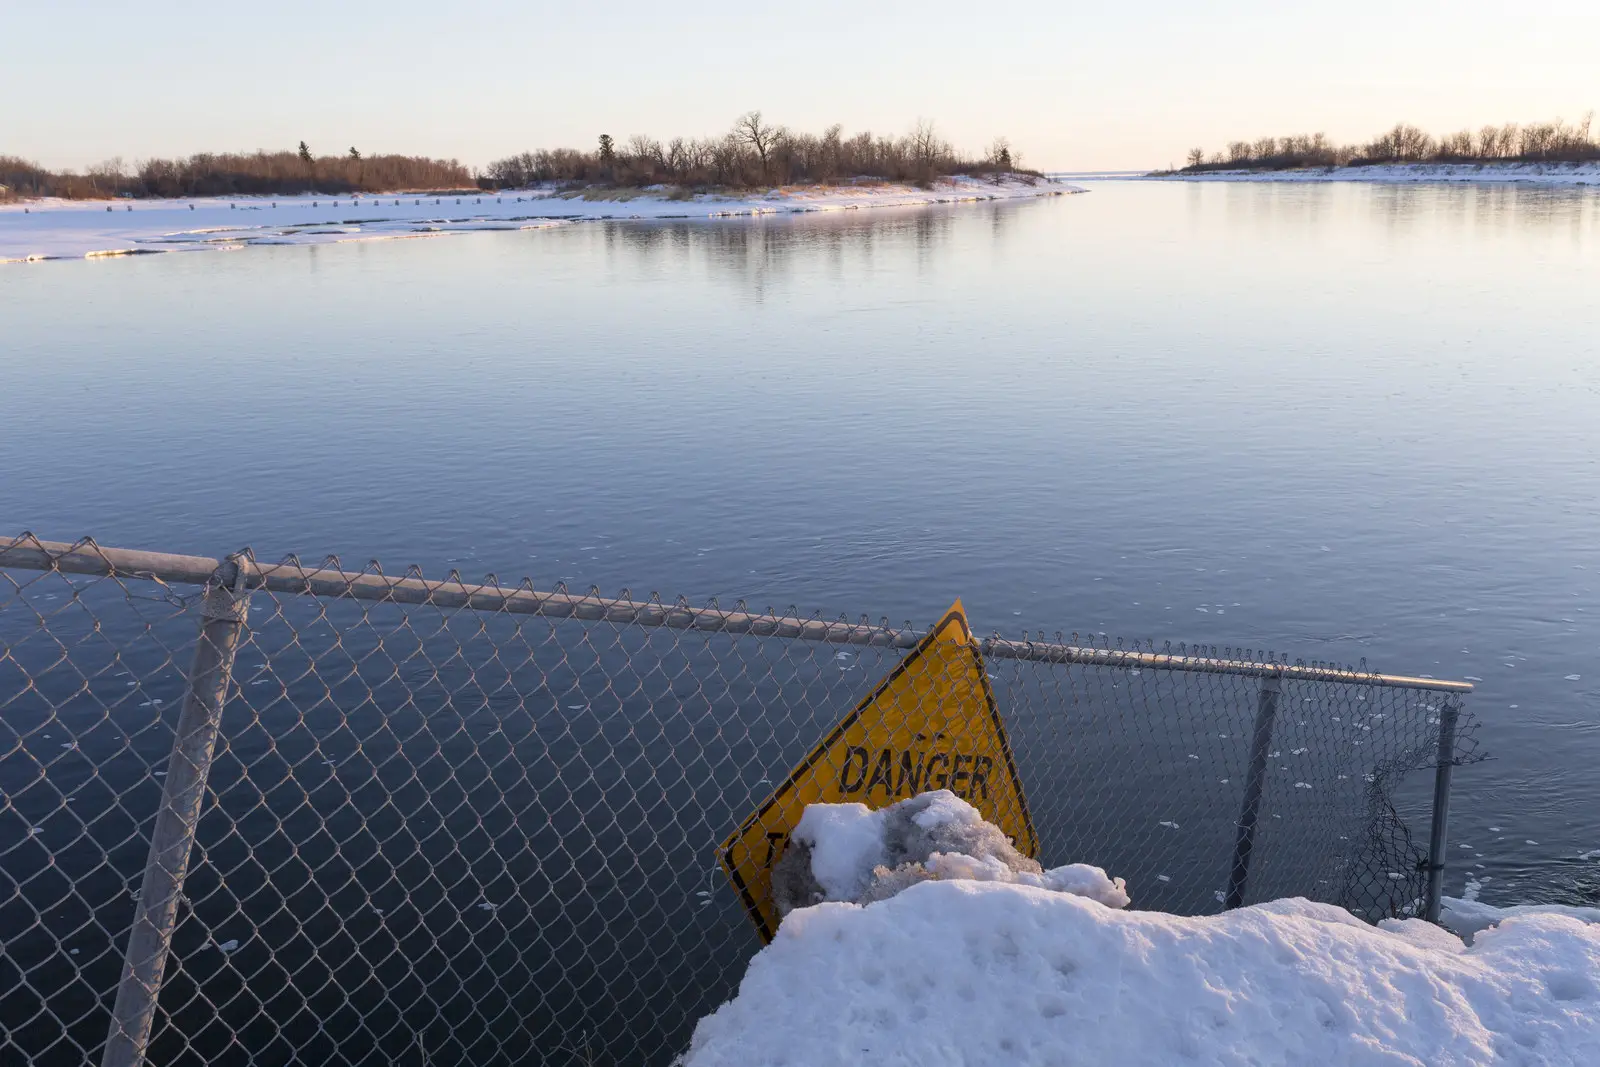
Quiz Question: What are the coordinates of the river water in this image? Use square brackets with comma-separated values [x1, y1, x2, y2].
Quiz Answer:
[2, 179, 1598, 1036]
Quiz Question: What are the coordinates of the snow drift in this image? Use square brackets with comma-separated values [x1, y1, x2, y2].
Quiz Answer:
[683, 793, 1600, 1066]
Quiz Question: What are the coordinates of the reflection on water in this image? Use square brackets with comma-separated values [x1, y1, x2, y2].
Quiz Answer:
[597, 200, 1005, 298]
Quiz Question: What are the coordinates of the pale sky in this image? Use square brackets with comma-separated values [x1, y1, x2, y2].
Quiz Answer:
[4, 0, 1597, 172]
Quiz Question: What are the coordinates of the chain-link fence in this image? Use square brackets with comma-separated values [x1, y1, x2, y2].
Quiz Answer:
[0, 534, 1478, 1067]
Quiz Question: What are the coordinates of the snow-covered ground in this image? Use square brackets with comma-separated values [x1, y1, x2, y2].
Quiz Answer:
[0, 176, 1081, 264]
[683, 792, 1600, 1066]
[1143, 161, 1600, 186]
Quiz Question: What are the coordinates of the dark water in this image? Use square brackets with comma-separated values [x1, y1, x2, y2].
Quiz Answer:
[3, 179, 1598, 906]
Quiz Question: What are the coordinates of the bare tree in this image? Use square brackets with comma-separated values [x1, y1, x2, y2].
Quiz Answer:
[709, 134, 742, 185]
[1185, 147, 1204, 168]
[908, 118, 943, 179]
[734, 111, 781, 182]
[665, 137, 690, 179]
[818, 124, 843, 181]
[988, 136, 1014, 170]
[86, 157, 127, 195]
[627, 134, 663, 167]
[1437, 130, 1474, 159]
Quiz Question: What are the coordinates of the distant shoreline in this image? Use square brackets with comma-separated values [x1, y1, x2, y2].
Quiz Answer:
[1140, 161, 1600, 186]
[1, 175, 1085, 264]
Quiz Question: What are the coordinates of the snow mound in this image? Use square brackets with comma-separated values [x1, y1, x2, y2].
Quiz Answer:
[684, 887, 1600, 1065]
[773, 791, 1128, 917]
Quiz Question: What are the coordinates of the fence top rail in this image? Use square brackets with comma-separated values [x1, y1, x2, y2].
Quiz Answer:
[1, 535, 1473, 694]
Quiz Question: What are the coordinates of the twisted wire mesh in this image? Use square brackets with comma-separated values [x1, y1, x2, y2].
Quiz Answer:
[1, 536, 1479, 1066]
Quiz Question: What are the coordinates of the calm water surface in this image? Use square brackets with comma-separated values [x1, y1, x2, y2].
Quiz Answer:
[4, 180, 1599, 906]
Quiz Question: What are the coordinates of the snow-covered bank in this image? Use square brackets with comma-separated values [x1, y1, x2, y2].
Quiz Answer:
[684, 794, 1600, 1066]
[685, 888, 1600, 1066]
[0, 175, 1081, 264]
[1143, 161, 1600, 186]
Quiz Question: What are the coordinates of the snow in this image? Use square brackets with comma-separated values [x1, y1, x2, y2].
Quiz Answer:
[791, 802, 889, 900]
[778, 791, 1127, 917]
[1442, 895, 1600, 943]
[682, 793, 1600, 1066]
[1143, 161, 1600, 186]
[0, 175, 1081, 264]
[685, 888, 1600, 1066]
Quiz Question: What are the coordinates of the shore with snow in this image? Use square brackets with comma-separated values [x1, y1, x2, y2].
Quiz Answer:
[683, 792, 1600, 1066]
[1142, 161, 1600, 186]
[0, 175, 1081, 264]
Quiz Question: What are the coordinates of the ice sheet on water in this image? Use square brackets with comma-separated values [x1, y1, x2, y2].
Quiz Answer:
[2, 177, 1083, 264]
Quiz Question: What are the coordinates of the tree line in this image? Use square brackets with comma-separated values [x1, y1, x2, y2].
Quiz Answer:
[1, 146, 473, 201]
[483, 112, 1031, 189]
[2, 115, 1030, 202]
[1179, 115, 1599, 171]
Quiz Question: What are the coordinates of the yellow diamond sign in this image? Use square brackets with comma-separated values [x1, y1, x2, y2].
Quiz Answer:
[719, 599, 1037, 942]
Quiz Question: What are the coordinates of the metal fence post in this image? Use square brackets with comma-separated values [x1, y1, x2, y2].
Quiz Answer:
[1422, 698, 1461, 925]
[1224, 672, 1282, 910]
[101, 561, 250, 1067]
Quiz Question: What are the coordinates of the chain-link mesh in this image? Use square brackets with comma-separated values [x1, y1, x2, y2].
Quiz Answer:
[1, 535, 1480, 1067]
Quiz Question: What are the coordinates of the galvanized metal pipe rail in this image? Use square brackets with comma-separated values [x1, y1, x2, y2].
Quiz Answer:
[2, 537, 1473, 694]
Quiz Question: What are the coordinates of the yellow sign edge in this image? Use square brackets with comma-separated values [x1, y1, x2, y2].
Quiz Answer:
[718, 601, 1039, 943]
